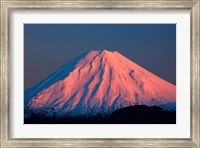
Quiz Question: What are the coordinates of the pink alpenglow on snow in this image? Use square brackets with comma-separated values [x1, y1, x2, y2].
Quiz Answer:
[25, 50, 176, 117]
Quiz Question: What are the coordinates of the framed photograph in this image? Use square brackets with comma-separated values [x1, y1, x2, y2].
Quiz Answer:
[0, 0, 199, 147]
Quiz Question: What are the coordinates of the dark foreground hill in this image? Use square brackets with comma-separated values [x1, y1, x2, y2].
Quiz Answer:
[25, 105, 176, 124]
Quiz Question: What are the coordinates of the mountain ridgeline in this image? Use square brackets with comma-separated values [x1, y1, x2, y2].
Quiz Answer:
[24, 50, 176, 124]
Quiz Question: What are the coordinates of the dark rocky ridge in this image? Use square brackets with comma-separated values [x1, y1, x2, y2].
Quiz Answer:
[24, 105, 176, 124]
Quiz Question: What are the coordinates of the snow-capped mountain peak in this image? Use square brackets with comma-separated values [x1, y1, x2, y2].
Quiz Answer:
[25, 50, 176, 117]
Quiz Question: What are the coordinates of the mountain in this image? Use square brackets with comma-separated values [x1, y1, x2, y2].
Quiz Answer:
[24, 50, 176, 118]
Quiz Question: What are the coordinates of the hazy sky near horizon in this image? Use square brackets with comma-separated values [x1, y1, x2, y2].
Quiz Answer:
[24, 24, 176, 89]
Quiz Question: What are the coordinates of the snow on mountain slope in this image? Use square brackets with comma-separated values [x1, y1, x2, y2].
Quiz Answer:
[25, 50, 176, 117]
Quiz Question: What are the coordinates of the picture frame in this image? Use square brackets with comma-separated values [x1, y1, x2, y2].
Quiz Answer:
[0, 0, 199, 147]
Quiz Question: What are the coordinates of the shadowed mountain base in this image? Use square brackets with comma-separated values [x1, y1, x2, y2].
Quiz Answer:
[24, 105, 176, 124]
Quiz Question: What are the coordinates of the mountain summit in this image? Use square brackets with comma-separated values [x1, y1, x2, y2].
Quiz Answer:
[25, 50, 176, 118]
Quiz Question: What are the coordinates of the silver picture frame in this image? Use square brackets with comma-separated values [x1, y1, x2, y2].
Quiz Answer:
[0, 0, 199, 147]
